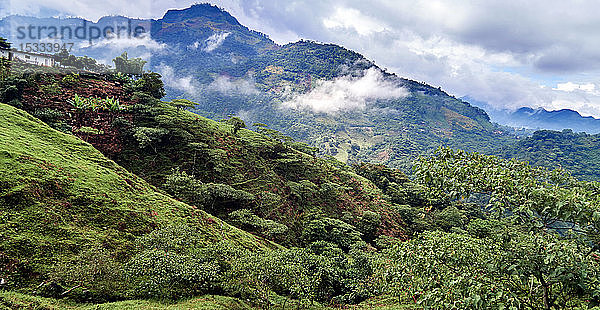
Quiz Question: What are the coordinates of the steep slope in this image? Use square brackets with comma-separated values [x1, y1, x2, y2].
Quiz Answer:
[0, 102, 276, 294]
[1, 74, 429, 307]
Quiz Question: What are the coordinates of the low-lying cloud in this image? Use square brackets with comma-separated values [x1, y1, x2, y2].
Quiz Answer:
[282, 67, 408, 113]
[80, 33, 166, 51]
[156, 64, 199, 94]
[208, 75, 259, 95]
[157, 64, 259, 97]
[203, 32, 230, 52]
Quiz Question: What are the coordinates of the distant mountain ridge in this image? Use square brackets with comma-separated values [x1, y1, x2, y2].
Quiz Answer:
[465, 96, 600, 134]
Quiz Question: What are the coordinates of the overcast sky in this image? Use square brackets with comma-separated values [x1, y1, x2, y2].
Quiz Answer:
[2, 0, 600, 117]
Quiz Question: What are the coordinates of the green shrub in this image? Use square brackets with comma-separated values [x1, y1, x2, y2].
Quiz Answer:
[302, 217, 362, 251]
[228, 209, 288, 241]
[377, 230, 600, 309]
[125, 249, 220, 300]
[434, 206, 466, 231]
[356, 211, 381, 242]
[164, 169, 255, 214]
[32, 108, 70, 133]
[51, 246, 126, 302]
[61, 73, 80, 86]
[68, 94, 124, 112]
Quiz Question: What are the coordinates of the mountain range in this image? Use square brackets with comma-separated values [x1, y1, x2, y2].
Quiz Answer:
[0, 4, 515, 170]
[466, 96, 600, 134]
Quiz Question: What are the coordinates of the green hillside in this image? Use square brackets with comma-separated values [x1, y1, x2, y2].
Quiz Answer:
[7, 72, 414, 247]
[2, 68, 600, 308]
[2, 5, 600, 307]
[0, 102, 278, 299]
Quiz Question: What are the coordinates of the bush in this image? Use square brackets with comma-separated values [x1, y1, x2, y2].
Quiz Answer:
[302, 217, 362, 251]
[434, 206, 466, 231]
[227, 117, 246, 135]
[164, 168, 255, 214]
[51, 246, 126, 302]
[377, 230, 600, 309]
[125, 249, 220, 300]
[225, 244, 377, 306]
[136, 224, 209, 253]
[228, 209, 288, 241]
[61, 73, 80, 86]
[129, 72, 166, 99]
[356, 211, 381, 242]
[32, 108, 69, 132]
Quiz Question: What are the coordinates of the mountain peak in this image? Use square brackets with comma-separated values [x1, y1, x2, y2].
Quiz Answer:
[161, 3, 241, 25]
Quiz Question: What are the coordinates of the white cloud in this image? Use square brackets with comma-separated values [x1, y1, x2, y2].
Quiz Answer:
[323, 7, 386, 36]
[202, 32, 230, 52]
[156, 63, 198, 94]
[282, 67, 408, 113]
[80, 33, 166, 51]
[187, 41, 200, 50]
[156, 65, 258, 97]
[208, 75, 258, 95]
[554, 82, 596, 93]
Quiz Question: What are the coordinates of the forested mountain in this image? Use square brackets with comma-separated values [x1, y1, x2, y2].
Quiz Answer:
[2, 3, 600, 309]
[147, 5, 517, 169]
[0, 4, 517, 170]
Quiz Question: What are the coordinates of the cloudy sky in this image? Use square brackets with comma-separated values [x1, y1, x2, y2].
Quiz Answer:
[2, 0, 600, 117]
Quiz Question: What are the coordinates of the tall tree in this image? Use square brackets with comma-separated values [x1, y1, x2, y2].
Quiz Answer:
[113, 52, 146, 76]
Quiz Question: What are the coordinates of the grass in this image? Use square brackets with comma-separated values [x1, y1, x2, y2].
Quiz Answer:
[0, 102, 278, 290]
[0, 291, 254, 310]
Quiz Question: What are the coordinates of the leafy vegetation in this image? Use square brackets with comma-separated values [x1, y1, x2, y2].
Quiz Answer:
[54, 49, 110, 73]
[68, 94, 124, 112]
[0, 102, 276, 302]
[113, 52, 147, 76]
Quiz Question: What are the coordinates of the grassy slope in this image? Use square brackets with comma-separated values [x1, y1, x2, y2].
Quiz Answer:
[0, 292, 255, 310]
[0, 103, 277, 289]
